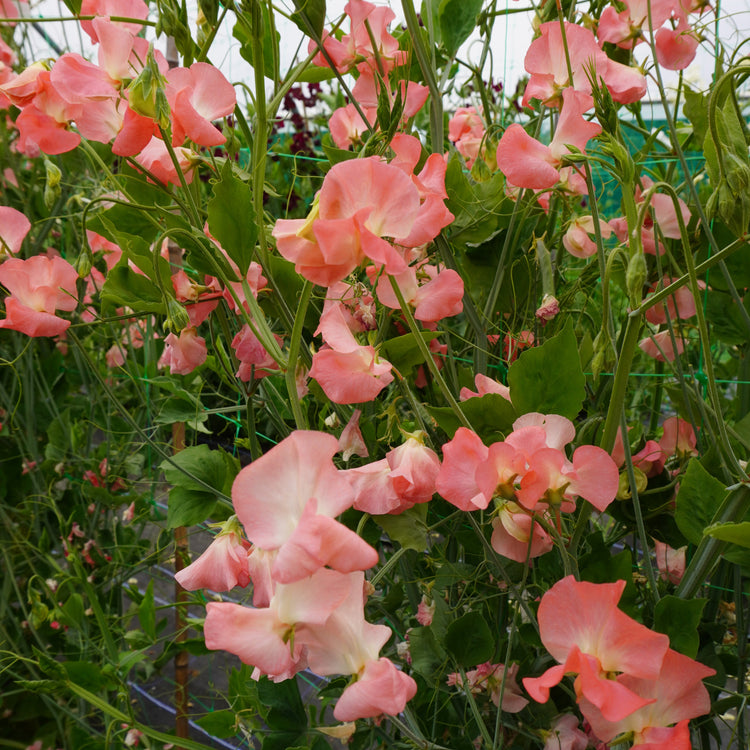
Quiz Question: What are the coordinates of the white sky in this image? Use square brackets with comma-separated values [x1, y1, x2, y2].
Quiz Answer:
[18, 1, 750, 107]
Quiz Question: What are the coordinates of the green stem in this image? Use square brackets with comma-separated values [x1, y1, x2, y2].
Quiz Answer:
[388, 277, 471, 430]
[285, 280, 312, 430]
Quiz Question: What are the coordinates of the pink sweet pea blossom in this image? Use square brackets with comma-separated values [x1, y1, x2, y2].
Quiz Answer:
[158, 327, 207, 375]
[79, 0, 149, 42]
[175, 519, 251, 592]
[0, 255, 78, 337]
[543, 714, 589, 750]
[654, 540, 687, 585]
[523, 576, 670, 723]
[436, 427, 491, 511]
[231, 431, 378, 583]
[416, 596, 435, 626]
[309, 303, 393, 404]
[204, 567, 354, 680]
[639, 330, 685, 361]
[0, 206, 31, 256]
[328, 103, 376, 149]
[447, 661, 528, 712]
[522, 21, 646, 107]
[134, 136, 196, 186]
[490, 503, 554, 563]
[659, 416, 698, 457]
[497, 88, 601, 190]
[577, 647, 714, 748]
[563, 216, 612, 259]
[459, 373, 511, 402]
[166, 63, 236, 147]
[655, 17, 700, 70]
[339, 409, 368, 461]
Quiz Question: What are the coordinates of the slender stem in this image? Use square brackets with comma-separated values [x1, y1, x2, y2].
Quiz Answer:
[285, 280, 312, 430]
[388, 277, 472, 430]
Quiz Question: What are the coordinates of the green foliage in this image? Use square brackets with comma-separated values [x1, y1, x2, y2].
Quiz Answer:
[508, 321, 586, 419]
[674, 459, 727, 545]
[653, 596, 706, 659]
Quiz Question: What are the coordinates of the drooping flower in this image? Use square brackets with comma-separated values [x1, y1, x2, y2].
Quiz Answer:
[158, 327, 207, 375]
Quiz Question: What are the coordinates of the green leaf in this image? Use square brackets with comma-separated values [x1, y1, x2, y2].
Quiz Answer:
[290, 0, 326, 38]
[438, 0, 482, 57]
[138, 580, 156, 640]
[654, 595, 706, 658]
[507, 321, 585, 419]
[62, 662, 106, 692]
[258, 677, 306, 730]
[682, 86, 708, 145]
[445, 611, 494, 667]
[374, 504, 429, 550]
[155, 394, 210, 433]
[208, 161, 257, 276]
[427, 393, 516, 443]
[195, 710, 237, 739]
[166, 486, 217, 529]
[409, 626, 445, 679]
[101, 262, 166, 314]
[705, 521, 750, 548]
[381, 331, 442, 372]
[674, 459, 727, 545]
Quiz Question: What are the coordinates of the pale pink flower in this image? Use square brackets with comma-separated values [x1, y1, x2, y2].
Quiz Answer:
[659, 416, 698, 457]
[175, 520, 252, 592]
[460, 373, 511, 402]
[639, 330, 685, 361]
[339, 409, 368, 461]
[0, 206, 31, 256]
[231, 431, 378, 583]
[654, 540, 687, 585]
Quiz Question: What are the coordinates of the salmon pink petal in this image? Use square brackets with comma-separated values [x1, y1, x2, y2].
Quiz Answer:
[271, 500, 379, 583]
[549, 89, 600, 160]
[602, 59, 647, 104]
[346, 459, 402, 515]
[568, 445, 620, 511]
[16, 105, 80, 155]
[397, 194, 454, 248]
[174, 530, 250, 591]
[0, 297, 70, 337]
[436, 427, 491, 511]
[490, 507, 553, 562]
[496, 124, 559, 190]
[522, 664, 567, 703]
[537, 576, 669, 680]
[651, 193, 691, 239]
[232, 431, 354, 548]
[512, 413, 575, 452]
[334, 658, 417, 721]
[413, 268, 463, 321]
[204, 602, 301, 678]
[272, 568, 355, 626]
[639, 331, 684, 362]
[655, 21, 700, 70]
[309, 346, 394, 404]
[112, 104, 157, 156]
[358, 224, 408, 274]
[79, 0, 148, 41]
[313, 214, 366, 269]
[0, 207, 31, 255]
[573, 646, 656, 722]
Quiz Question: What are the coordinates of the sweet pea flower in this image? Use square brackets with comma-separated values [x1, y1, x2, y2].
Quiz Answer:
[639, 330, 685, 361]
[577, 647, 714, 748]
[328, 103, 376, 149]
[563, 216, 612, 259]
[654, 540, 687, 585]
[134, 136, 196, 186]
[165, 62, 236, 147]
[0, 206, 31, 257]
[339, 409, 368, 461]
[522, 21, 647, 107]
[174, 517, 251, 592]
[659, 416, 698, 457]
[490, 503, 554, 563]
[448, 661, 528, 712]
[543, 714, 589, 750]
[497, 88, 601, 191]
[204, 567, 354, 680]
[158, 327, 207, 375]
[655, 16, 701, 71]
[309, 303, 393, 404]
[598, 0, 676, 49]
[231, 431, 378, 583]
[79, 0, 149, 42]
[644, 276, 704, 325]
[523, 576, 670, 723]
[0, 255, 78, 336]
[459, 373, 511, 402]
